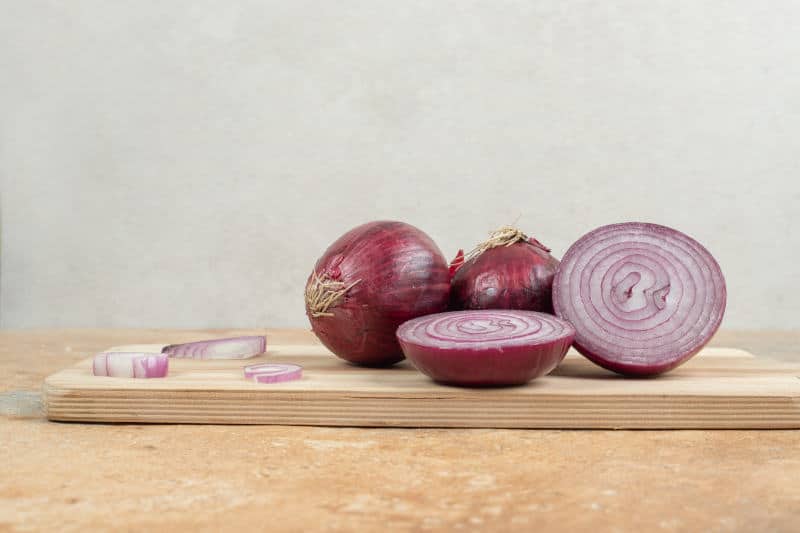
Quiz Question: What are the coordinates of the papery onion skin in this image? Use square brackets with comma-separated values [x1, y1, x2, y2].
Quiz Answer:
[306, 221, 450, 367]
[450, 241, 559, 312]
[552, 222, 727, 376]
[397, 310, 574, 386]
[448, 249, 465, 281]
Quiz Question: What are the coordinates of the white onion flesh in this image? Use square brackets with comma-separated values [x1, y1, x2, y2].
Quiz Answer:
[92, 352, 169, 378]
[552, 222, 726, 375]
[243, 363, 303, 384]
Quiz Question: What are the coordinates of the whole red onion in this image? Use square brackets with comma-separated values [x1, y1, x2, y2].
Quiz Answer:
[305, 221, 450, 366]
[449, 226, 560, 313]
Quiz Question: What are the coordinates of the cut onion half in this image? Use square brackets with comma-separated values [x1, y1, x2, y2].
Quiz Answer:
[552, 222, 726, 376]
[244, 363, 303, 384]
[92, 352, 169, 378]
[396, 310, 574, 386]
[162, 335, 266, 359]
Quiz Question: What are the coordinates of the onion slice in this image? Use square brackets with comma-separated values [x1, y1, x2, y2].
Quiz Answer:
[552, 222, 726, 376]
[243, 363, 303, 384]
[162, 335, 266, 359]
[92, 352, 169, 378]
[397, 310, 575, 386]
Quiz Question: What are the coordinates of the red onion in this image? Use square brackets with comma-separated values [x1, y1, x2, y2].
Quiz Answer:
[244, 363, 303, 383]
[162, 335, 266, 359]
[397, 310, 574, 386]
[449, 226, 560, 312]
[92, 352, 169, 378]
[552, 222, 727, 376]
[305, 221, 450, 366]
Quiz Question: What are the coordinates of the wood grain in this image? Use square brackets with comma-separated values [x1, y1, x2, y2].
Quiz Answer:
[4, 329, 800, 532]
[43, 344, 800, 428]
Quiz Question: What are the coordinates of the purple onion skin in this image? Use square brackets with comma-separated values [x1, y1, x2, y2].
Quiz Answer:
[552, 222, 727, 376]
[397, 311, 574, 387]
[450, 243, 559, 312]
[576, 341, 701, 377]
[307, 221, 450, 367]
[400, 337, 571, 386]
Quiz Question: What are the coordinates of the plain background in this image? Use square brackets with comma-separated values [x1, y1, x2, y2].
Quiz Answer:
[1, 1, 798, 330]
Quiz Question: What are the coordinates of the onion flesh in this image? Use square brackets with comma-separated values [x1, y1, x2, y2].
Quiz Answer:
[552, 222, 726, 376]
[244, 363, 303, 383]
[162, 335, 266, 359]
[305, 221, 450, 367]
[92, 352, 169, 378]
[397, 310, 574, 386]
[450, 226, 559, 312]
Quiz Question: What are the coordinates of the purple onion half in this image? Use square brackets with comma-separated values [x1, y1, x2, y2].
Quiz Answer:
[552, 222, 726, 376]
[397, 310, 575, 387]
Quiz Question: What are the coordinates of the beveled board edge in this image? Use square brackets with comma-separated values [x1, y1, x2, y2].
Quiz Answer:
[41, 347, 800, 428]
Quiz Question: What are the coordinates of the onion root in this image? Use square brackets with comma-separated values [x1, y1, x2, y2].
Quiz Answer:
[304, 271, 362, 318]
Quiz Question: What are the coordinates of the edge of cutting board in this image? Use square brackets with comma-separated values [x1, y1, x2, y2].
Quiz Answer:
[42, 346, 800, 429]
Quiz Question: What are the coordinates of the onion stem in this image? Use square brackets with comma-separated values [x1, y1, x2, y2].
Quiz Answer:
[463, 225, 529, 263]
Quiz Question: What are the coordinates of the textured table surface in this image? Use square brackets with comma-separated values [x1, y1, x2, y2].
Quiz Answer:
[2, 329, 799, 532]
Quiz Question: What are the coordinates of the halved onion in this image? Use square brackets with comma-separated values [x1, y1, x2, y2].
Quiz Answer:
[92, 352, 169, 378]
[552, 222, 726, 376]
[243, 363, 303, 384]
[162, 335, 266, 359]
[397, 310, 574, 386]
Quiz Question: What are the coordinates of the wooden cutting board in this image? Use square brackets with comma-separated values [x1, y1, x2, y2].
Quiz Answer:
[42, 343, 800, 428]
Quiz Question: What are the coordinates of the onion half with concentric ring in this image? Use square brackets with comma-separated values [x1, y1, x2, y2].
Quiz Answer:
[552, 222, 726, 376]
[397, 310, 574, 386]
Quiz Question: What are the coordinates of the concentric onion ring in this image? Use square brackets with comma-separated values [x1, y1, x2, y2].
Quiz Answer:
[397, 310, 574, 386]
[552, 222, 726, 375]
[92, 352, 169, 378]
[244, 363, 303, 384]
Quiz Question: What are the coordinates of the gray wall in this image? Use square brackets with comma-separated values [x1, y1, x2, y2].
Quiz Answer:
[2, 1, 798, 329]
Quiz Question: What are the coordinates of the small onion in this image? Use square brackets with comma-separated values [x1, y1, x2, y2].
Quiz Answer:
[305, 221, 450, 367]
[450, 226, 560, 312]
[92, 352, 169, 378]
[397, 310, 575, 386]
[552, 222, 727, 376]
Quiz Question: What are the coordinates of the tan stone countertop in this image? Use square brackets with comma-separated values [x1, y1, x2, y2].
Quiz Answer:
[2, 329, 799, 532]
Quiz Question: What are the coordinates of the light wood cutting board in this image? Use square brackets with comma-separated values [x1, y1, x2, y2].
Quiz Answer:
[42, 343, 800, 428]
